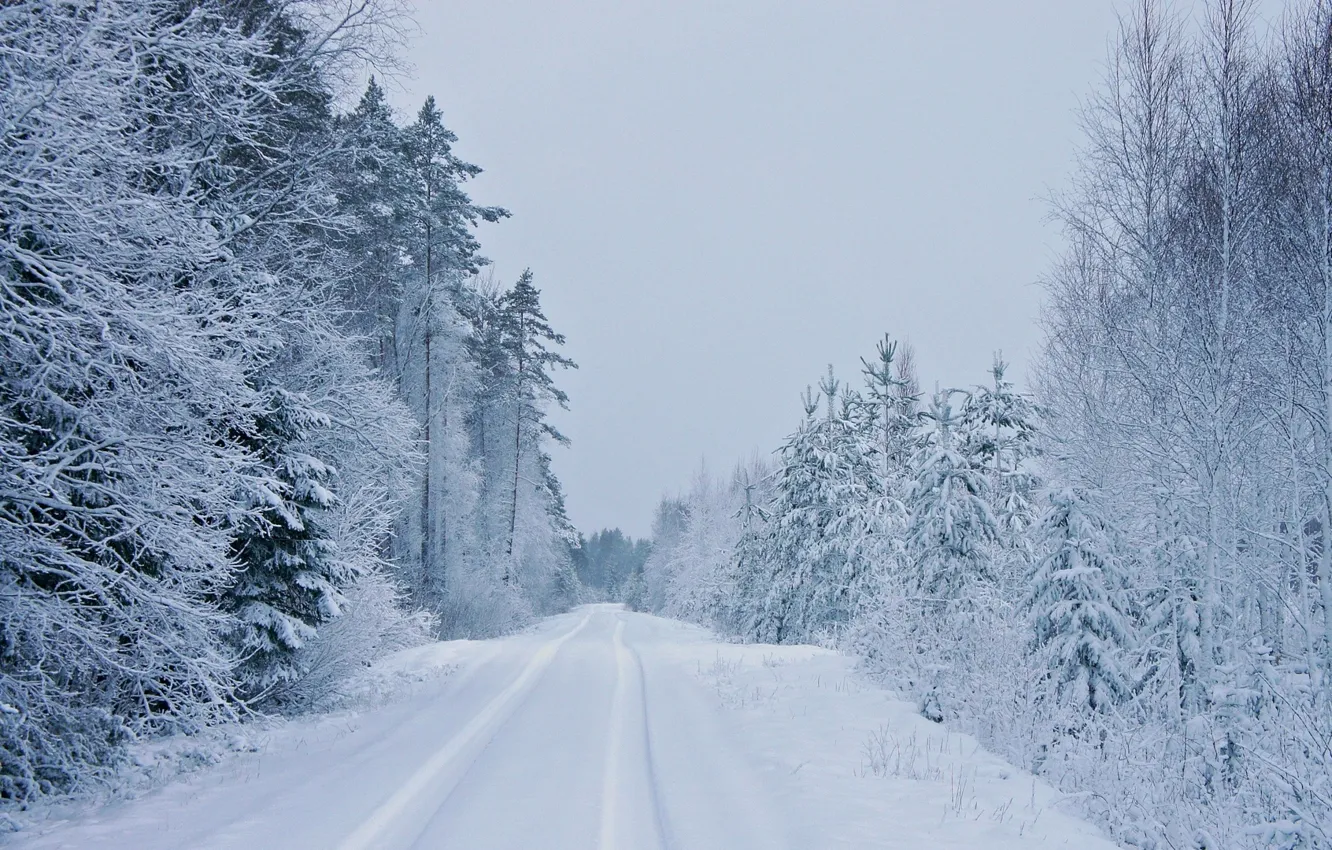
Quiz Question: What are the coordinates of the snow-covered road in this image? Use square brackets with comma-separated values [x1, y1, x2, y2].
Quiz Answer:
[12, 606, 1120, 849]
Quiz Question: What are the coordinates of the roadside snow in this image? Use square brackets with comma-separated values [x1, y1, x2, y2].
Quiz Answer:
[650, 617, 1120, 849]
[330, 638, 488, 708]
[4, 638, 485, 841]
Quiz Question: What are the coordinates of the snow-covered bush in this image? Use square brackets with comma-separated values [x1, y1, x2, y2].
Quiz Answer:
[276, 570, 434, 712]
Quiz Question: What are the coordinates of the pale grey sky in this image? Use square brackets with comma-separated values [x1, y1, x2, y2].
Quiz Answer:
[388, 1, 1272, 539]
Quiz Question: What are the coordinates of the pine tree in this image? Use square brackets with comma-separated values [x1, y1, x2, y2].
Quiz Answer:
[905, 390, 998, 601]
[830, 383, 882, 613]
[333, 77, 413, 369]
[894, 341, 922, 421]
[1025, 487, 1134, 711]
[861, 334, 917, 483]
[404, 96, 508, 280]
[960, 355, 1041, 536]
[749, 369, 877, 643]
[495, 270, 577, 584]
[399, 97, 507, 601]
[857, 334, 916, 584]
[728, 473, 773, 636]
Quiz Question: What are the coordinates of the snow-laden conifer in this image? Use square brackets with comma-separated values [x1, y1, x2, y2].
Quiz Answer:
[1025, 487, 1134, 711]
[487, 271, 578, 598]
[333, 77, 414, 368]
[226, 388, 344, 700]
[0, 0, 432, 796]
[904, 391, 998, 601]
[748, 370, 877, 643]
[960, 356, 1041, 537]
[0, 0, 287, 797]
[860, 334, 918, 487]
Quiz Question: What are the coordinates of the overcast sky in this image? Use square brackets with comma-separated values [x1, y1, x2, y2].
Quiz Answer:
[387, 1, 1273, 539]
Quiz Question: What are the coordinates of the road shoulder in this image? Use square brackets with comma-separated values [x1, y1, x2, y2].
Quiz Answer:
[639, 614, 1121, 850]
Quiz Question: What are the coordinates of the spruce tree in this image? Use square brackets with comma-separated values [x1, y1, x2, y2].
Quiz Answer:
[1025, 487, 1134, 711]
[226, 388, 344, 701]
[333, 77, 413, 368]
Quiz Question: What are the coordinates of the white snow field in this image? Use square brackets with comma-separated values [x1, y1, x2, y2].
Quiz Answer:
[11, 605, 1119, 849]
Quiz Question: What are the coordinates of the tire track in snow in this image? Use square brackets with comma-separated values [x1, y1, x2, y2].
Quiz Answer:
[636, 629, 673, 850]
[336, 612, 595, 850]
[598, 618, 632, 849]
[171, 642, 510, 850]
[599, 616, 667, 850]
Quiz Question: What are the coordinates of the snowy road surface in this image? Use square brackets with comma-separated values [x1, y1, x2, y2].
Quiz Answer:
[12, 606, 1119, 849]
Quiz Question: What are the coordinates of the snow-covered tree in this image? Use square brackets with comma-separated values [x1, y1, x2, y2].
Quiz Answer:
[904, 391, 998, 601]
[961, 355, 1041, 537]
[641, 497, 688, 614]
[332, 77, 414, 369]
[855, 334, 916, 586]
[748, 370, 877, 644]
[1025, 487, 1134, 711]
[573, 529, 651, 598]
[860, 334, 918, 485]
[396, 96, 502, 601]
[225, 389, 343, 699]
[725, 470, 775, 636]
[660, 466, 748, 627]
[495, 270, 577, 581]
[636, 457, 771, 631]
[0, 0, 434, 796]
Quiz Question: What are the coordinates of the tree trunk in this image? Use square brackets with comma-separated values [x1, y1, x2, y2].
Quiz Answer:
[422, 325, 431, 591]
[507, 412, 520, 564]
[421, 205, 434, 596]
[1320, 161, 1332, 681]
[504, 312, 525, 583]
[1291, 422, 1319, 686]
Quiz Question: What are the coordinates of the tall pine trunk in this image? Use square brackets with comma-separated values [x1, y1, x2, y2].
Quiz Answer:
[422, 324, 432, 590]
[505, 336, 524, 582]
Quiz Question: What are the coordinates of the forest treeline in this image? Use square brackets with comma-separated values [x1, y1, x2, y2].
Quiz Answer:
[639, 1, 1332, 846]
[0, 0, 579, 800]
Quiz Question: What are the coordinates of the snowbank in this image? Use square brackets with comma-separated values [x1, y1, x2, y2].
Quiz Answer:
[653, 617, 1119, 849]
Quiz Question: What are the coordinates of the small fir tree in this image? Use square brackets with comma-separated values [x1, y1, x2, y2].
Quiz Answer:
[1025, 487, 1134, 711]
[226, 388, 345, 700]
